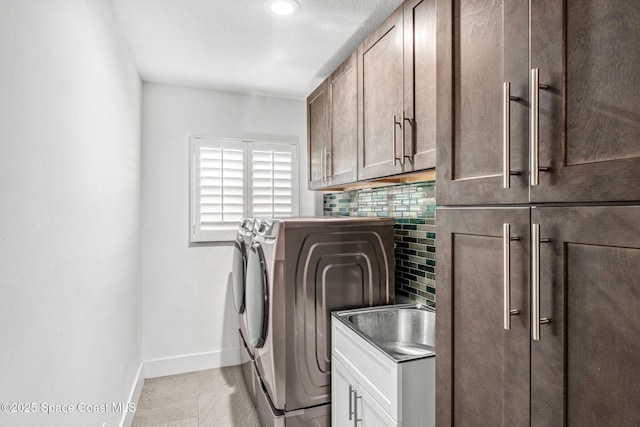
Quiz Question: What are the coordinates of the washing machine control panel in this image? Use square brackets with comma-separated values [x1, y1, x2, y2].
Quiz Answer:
[254, 219, 279, 238]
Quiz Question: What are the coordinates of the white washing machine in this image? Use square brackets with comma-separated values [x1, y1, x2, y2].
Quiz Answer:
[244, 217, 395, 426]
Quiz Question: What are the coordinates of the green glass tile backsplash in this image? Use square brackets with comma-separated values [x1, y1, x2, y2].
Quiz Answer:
[323, 181, 436, 308]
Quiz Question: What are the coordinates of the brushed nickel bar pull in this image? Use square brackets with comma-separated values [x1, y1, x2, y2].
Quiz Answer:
[393, 115, 398, 165]
[320, 147, 324, 182]
[532, 223, 541, 339]
[504, 82, 511, 189]
[403, 113, 414, 163]
[503, 223, 520, 330]
[530, 69, 550, 186]
[327, 150, 332, 178]
[393, 114, 402, 165]
[354, 392, 362, 426]
[348, 385, 354, 420]
[400, 111, 406, 165]
[530, 69, 540, 186]
[503, 82, 521, 188]
[532, 223, 551, 340]
[321, 147, 326, 182]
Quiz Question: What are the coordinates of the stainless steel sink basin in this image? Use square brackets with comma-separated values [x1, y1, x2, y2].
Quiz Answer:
[334, 304, 436, 362]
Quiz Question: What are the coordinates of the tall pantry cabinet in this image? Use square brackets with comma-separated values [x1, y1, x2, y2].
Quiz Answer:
[435, 1, 640, 426]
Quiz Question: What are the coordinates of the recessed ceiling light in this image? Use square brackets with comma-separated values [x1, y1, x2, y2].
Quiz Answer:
[267, 0, 300, 16]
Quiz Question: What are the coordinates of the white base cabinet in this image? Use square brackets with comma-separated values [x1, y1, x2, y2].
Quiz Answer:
[331, 317, 435, 427]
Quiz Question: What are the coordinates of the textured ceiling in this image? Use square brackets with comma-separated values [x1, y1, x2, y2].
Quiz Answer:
[110, 0, 404, 99]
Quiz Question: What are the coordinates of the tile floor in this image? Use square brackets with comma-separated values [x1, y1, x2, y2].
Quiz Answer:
[132, 366, 261, 427]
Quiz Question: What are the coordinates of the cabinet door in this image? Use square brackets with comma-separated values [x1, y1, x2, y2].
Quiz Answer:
[332, 357, 356, 427]
[358, 386, 397, 427]
[403, 0, 437, 172]
[307, 80, 329, 190]
[531, 206, 640, 426]
[530, 1, 640, 203]
[328, 52, 358, 187]
[436, 0, 529, 205]
[436, 208, 530, 426]
[358, 6, 404, 180]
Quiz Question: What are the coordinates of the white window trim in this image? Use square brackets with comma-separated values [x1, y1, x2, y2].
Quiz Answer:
[190, 136, 300, 242]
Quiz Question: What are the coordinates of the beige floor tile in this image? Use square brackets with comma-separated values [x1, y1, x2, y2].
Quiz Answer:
[196, 366, 237, 393]
[150, 417, 198, 427]
[132, 397, 198, 425]
[198, 388, 260, 427]
[132, 367, 260, 427]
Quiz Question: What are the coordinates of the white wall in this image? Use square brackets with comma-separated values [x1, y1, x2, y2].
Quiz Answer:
[141, 83, 319, 373]
[0, 1, 142, 426]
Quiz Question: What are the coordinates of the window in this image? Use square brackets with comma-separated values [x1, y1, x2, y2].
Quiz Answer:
[190, 136, 299, 242]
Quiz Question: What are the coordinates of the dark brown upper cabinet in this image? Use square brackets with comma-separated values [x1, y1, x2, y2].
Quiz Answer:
[307, 79, 329, 190]
[307, 0, 438, 188]
[436, 0, 530, 205]
[358, 0, 438, 181]
[307, 53, 358, 190]
[437, 0, 640, 206]
[357, 6, 405, 180]
[404, 0, 438, 172]
[530, 1, 640, 203]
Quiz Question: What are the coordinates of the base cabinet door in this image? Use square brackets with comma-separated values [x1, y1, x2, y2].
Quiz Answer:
[332, 357, 357, 427]
[436, 207, 531, 426]
[532, 206, 640, 426]
[438, 206, 640, 426]
[332, 357, 397, 427]
[358, 386, 397, 427]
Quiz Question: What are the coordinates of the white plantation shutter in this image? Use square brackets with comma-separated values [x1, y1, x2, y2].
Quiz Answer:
[191, 137, 248, 241]
[199, 146, 244, 223]
[251, 144, 297, 218]
[190, 137, 299, 242]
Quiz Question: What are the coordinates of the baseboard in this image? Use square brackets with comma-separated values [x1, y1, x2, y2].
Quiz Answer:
[142, 347, 241, 379]
[120, 362, 145, 427]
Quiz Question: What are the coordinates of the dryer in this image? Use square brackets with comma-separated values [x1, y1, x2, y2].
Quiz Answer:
[245, 217, 395, 426]
[232, 217, 258, 404]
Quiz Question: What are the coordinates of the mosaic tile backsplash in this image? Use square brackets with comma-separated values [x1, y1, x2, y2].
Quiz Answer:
[323, 181, 436, 308]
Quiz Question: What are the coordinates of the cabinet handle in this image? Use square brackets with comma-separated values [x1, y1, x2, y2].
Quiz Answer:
[503, 223, 520, 330]
[531, 223, 551, 340]
[320, 147, 325, 182]
[393, 114, 402, 165]
[503, 82, 521, 188]
[530, 70, 539, 186]
[530, 69, 550, 186]
[348, 385, 354, 420]
[403, 112, 414, 164]
[326, 150, 332, 178]
[354, 392, 362, 426]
